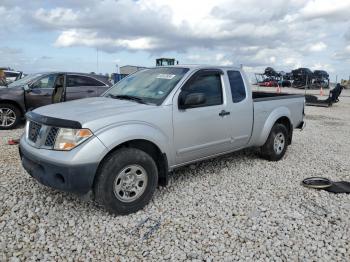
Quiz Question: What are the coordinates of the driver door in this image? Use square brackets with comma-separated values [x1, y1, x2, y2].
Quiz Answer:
[172, 69, 233, 165]
[25, 74, 57, 110]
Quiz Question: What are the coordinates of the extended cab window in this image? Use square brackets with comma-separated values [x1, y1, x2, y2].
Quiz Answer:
[182, 72, 223, 107]
[67, 75, 105, 87]
[227, 71, 246, 103]
[31, 74, 57, 89]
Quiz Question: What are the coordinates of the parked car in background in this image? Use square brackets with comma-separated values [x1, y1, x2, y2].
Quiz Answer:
[4, 70, 24, 84]
[20, 65, 305, 215]
[0, 72, 112, 129]
[0, 68, 24, 86]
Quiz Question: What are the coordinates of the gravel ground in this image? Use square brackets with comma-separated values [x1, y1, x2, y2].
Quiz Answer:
[1, 88, 350, 261]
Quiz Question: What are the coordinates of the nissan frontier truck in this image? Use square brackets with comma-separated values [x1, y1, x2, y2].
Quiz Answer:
[20, 65, 305, 215]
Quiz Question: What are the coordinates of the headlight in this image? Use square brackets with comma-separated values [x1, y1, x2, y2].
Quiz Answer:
[54, 128, 93, 151]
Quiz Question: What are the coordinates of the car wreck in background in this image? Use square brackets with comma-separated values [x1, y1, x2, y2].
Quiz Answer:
[313, 70, 330, 88]
[255, 67, 330, 89]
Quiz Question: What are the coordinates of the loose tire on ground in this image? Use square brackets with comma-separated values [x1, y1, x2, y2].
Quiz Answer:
[94, 148, 158, 215]
[260, 123, 289, 161]
[0, 103, 21, 130]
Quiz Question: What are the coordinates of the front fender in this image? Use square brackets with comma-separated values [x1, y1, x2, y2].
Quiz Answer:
[0, 88, 26, 114]
[94, 121, 173, 163]
[256, 107, 292, 146]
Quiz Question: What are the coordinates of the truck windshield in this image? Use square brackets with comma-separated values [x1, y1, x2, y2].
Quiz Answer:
[104, 67, 189, 105]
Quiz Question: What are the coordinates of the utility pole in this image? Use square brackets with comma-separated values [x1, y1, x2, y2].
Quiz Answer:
[96, 48, 99, 74]
[335, 75, 338, 84]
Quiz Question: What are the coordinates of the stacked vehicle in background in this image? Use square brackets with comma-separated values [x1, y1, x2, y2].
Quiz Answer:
[255, 67, 330, 89]
[313, 70, 330, 88]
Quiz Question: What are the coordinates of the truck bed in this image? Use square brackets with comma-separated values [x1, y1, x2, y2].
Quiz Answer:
[249, 91, 305, 146]
[253, 91, 304, 102]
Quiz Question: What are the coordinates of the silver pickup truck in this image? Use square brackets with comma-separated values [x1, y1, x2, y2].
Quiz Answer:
[20, 65, 305, 214]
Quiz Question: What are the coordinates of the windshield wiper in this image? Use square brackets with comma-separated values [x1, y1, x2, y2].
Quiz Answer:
[107, 94, 148, 104]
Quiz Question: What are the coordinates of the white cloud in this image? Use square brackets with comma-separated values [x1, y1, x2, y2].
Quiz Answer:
[284, 57, 302, 69]
[311, 63, 334, 72]
[2, 0, 350, 78]
[55, 30, 158, 50]
[299, 0, 350, 21]
[309, 42, 327, 52]
[34, 8, 78, 27]
[186, 53, 233, 66]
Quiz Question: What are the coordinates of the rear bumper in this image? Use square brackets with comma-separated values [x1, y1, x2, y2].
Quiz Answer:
[19, 136, 107, 195]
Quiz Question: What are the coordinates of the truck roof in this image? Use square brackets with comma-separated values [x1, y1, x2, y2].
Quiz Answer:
[156, 64, 242, 70]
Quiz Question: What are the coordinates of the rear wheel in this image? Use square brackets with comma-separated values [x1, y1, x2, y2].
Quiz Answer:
[94, 148, 158, 215]
[0, 103, 21, 130]
[260, 123, 288, 161]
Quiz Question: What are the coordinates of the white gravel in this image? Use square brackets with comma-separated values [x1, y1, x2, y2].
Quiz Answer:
[1, 88, 350, 261]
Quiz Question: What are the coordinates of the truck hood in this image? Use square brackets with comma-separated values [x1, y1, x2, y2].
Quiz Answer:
[33, 97, 158, 129]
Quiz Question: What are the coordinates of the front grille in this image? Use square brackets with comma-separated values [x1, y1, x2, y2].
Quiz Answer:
[45, 127, 59, 147]
[28, 121, 42, 143]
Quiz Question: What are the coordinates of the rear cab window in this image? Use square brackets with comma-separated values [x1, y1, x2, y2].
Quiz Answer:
[227, 70, 246, 103]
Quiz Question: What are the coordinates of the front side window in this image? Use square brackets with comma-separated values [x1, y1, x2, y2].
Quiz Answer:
[31, 74, 57, 89]
[104, 67, 189, 105]
[67, 75, 105, 87]
[227, 71, 246, 103]
[182, 72, 223, 107]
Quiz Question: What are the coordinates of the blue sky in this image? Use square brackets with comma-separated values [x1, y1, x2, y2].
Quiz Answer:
[1, 0, 350, 82]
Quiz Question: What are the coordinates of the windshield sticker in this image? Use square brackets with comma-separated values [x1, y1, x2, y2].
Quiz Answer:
[156, 74, 176, 80]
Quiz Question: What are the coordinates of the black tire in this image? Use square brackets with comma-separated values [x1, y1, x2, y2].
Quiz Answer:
[0, 103, 21, 130]
[260, 123, 289, 161]
[94, 148, 158, 215]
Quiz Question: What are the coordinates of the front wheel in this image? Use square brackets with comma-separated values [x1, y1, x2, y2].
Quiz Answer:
[260, 123, 289, 161]
[0, 103, 21, 130]
[94, 148, 158, 215]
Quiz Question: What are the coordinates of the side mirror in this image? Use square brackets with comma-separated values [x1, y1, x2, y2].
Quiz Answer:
[179, 92, 206, 109]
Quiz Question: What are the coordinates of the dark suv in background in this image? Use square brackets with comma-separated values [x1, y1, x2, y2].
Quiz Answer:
[0, 72, 112, 129]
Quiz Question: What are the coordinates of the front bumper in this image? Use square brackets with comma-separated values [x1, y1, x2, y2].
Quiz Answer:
[19, 136, 108, 194]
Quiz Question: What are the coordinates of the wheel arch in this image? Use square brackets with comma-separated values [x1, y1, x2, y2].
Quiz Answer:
[94, 139, 169, 189]
[0, 99, 25, 116]
[257, 107, 293, 146]
[275, 116, 292, 144]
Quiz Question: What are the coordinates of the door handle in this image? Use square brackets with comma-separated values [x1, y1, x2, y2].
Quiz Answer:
[219, 110, 230, 117]
[43, 93, 50, 97]
[87, 90, 94, 93]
